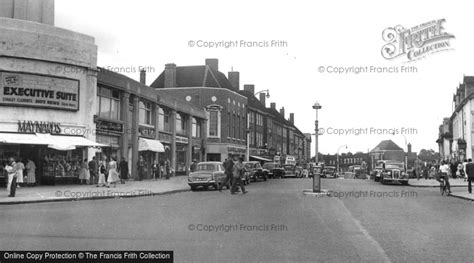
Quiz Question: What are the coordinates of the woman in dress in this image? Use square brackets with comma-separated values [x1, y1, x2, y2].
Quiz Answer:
[97, 156, 107, 187]
[78, 159, 90, 185]
[25, 158, 36, 186]
[107, 157, 120, 188]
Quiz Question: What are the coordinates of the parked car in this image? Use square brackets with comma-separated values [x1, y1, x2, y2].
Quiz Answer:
[188, 162, 228, 191]
[262, 162, 285, 179]
[244, 161, 267, 182]
[282, 164, 303, 178]
[345, 165, 367, 179]
[322, 166, 338, 178]
[379, 161, 408, 185]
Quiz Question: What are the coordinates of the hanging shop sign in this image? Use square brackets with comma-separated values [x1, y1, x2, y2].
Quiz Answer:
[18, 120, 61, 134]
[0, 72, 79, 111]
[159, 132, 172, 143]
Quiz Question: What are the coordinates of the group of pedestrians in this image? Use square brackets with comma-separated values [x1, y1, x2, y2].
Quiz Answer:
[3, 157, 37, 197]
[218, 154, 248, 195]
[434, 158, 474, 194]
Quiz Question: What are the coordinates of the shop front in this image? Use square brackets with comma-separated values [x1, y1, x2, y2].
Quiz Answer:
[138, 125, 164, 179]
[95, 119, 124, 162]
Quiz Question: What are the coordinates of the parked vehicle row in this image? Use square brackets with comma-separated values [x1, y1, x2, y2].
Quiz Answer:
[371, 160, 409, 185]
[188, 161, 311, 191]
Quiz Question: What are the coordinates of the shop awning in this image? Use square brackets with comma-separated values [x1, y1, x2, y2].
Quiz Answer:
[139, 138, 165, 152]
[250, 155, 272, 162]
[0, 133, 48, 145]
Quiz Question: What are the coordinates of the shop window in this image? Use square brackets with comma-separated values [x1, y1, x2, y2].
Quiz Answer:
[139, 101, 152, 125]
[97, 86, 120, 120]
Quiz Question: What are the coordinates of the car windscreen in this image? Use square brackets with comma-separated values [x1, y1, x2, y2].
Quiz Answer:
[196, 164, 217, 171]
[263, 163, 275, 169]
[385, 164, 404, 169]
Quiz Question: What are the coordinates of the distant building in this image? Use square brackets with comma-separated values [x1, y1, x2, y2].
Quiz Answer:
[369, 140, 416, 169]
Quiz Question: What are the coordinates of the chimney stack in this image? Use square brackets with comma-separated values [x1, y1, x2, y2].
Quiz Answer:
[259, 93, 266, 107]
[280, 107, 285, 118]
[140, 69, 146, 84]
[205, 58, 219, 71]
[228, 71, 240, 91]
[244, 84, 255, 95]
[289, 113, 294, 125]
[407, 143, 412, 153]
[164, 63, 177, 88]
[270, 102, 276, 109]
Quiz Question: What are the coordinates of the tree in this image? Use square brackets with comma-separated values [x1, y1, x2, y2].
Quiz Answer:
[417, 149, 441, 162]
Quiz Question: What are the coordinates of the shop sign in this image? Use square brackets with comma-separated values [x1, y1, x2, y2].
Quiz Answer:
[176, 136, 188, 144]
[227, 146, 246, 154]
[96, 120, 124, 135]
[159, 132, 172, 143]
[139, 126, 155, 139]
[0, 72, 79, 111]
[18, 120, 61, 134]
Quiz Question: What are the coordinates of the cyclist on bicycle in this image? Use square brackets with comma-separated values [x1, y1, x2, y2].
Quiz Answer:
[437, 160, 452, 194]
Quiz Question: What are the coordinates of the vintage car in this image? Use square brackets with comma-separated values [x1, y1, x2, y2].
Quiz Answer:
[322, 166, 338, 178]
[188, 162, 229, 191]
[262, 162, 285, 179]
[379, 161, 408, 185]
[345, 165, 367, 179]
[282, 164, 304, 178]
[244, 161, 267, 182]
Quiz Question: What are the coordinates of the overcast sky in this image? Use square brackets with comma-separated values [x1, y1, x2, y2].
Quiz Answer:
[55, 0, 473, 155]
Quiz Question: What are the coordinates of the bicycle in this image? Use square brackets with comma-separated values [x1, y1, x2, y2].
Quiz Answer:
[439, 176, 450, 196]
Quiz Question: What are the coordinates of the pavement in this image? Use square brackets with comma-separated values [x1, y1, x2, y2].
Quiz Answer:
[0, 176, 189, 205]
[407, 178, 474, 201]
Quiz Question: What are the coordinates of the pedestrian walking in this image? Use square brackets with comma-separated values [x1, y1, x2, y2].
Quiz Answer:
[79, 159, 90, 185]
[438, 161, 452, 194]
[138, 155, 146, 181]
[218, 155, 234, 192]
[25, 158, 36, 186]
[462, 159, 468, 181]
[231, 157, 247, 195]
[465, 158, 474, 194]
[414, 158, 422, 180]
[5, 157, 17, 197]
[190, 159, 198, 173]
[97, 158, 107, 187]
[107, 157, 120, 188]
[164, 158, 170, 180]
[457, 162, 465, 180]
[15, 159, 25, 188]
[152, 160, 159, 180]
[118, 157, 128, 184]
[88, 157, 98, 185]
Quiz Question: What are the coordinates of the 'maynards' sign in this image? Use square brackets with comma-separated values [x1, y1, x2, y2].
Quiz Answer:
[0, 72, 79, 111]
[18, 120, 61, 134]
[381, 19, 455, 62]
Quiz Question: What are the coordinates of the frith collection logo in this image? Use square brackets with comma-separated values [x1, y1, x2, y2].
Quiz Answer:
[381, 19, 455, 62]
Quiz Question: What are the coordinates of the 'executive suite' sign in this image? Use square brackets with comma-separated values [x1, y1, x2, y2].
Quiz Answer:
[0, 72, 79, 111]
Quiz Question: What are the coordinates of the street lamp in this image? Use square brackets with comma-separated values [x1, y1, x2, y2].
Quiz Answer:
[312, 102, 322, 192]
[337, 144, 348, 175]
[254, 89, 270, 98]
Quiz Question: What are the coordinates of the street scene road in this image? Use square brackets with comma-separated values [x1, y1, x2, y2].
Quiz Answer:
[1, 178, 473, 263]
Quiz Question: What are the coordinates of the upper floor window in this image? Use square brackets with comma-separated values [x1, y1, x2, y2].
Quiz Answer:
[97, 86, 120, 120]
[207, 109, 221, 138]
[139, 101, 152, 125]
[176, 113, 186, 135]
[192, 118, 202, 138]
[158, 107, 171, 132]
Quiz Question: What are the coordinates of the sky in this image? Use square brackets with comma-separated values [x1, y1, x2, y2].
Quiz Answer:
[54, 0, 473, 155]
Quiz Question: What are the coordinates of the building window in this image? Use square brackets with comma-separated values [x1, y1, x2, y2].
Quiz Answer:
[158, 107, 171, 132]
[192, 118, 201, 138]
[208, 110, 220, 137]
[139, 101, 152, 125]
[97, 86, 120, 120]
[228, 112, 231, 138]
[176, 113, 186, 135]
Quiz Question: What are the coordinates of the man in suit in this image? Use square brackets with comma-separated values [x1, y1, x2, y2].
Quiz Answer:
[5, 157, 17, 197]
[219, 154, 234, 192]
[465, 158, 474, 194]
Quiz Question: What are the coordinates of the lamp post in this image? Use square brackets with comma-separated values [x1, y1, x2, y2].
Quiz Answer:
[254, 89, 271, 98]
[312, 102, 322, 192]
[337, 144, 348, 175]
